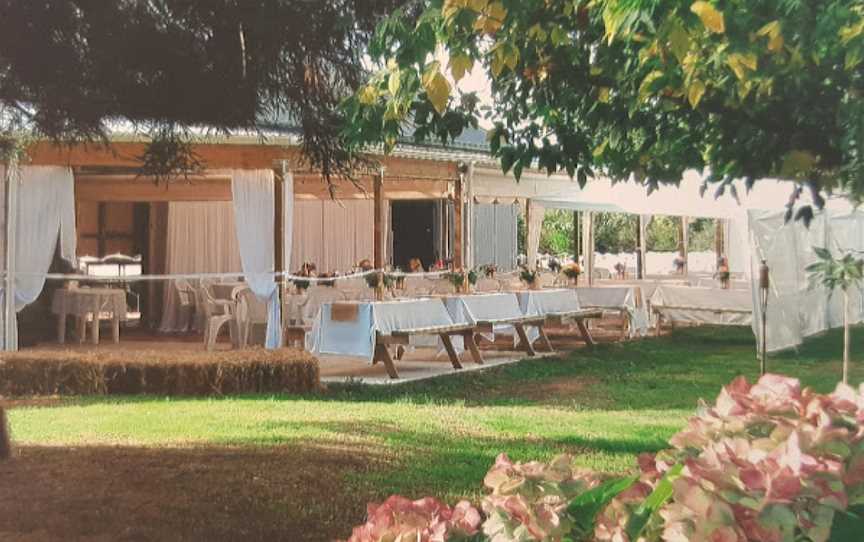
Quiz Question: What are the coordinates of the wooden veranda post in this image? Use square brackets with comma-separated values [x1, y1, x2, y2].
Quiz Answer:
[373, 168, 385, 300]
[681, 216, 690, 275]
[573, 211, 580, 264]
[273, 163, 284, 287]
[582, 212, 594, 285]
[637, 215, 648, 279]
[454, 173, 464, 270]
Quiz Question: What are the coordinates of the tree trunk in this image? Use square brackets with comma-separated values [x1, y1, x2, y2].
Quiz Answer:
[844, 291, 850, 385]
[0, 406, 10, 460]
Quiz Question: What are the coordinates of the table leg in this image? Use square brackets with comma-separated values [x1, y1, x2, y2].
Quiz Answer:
[439, 333, 463, 369]
[537, 325, 554, 352]
[90, 313, 100, 345]
[575, 318, 595, 346]
[461, 330, 484, 365]
[112, 314, 120, 344]
[57, 313, 67, 344]
[373, 342, 399, 378]
[514, 324, 536, 356]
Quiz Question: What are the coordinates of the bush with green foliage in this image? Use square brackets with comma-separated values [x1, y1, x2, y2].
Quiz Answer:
[343, 374, 864, 541]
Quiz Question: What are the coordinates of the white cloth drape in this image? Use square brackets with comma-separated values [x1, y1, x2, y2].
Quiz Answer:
[291, 199, 377, 272]
[158, 201, 243, 332]
[283, 168, 294, 276]
[232, 169, 281, 349]
[526, 200, 544, 270]
[0, 165, 77, 350]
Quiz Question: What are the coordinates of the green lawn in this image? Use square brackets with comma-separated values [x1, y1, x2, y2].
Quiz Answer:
[4, 326, 863, 540]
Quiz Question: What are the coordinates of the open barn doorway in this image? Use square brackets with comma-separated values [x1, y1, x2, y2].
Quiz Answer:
[390, 200, 436, 271]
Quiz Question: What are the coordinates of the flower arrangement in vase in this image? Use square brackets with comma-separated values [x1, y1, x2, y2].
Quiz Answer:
[519, 267, 539, 289]
[480, 264, 497, 278]
[561, 262, 582, 286]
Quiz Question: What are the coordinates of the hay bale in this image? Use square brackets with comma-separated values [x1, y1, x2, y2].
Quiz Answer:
[0, 348, 320, 397]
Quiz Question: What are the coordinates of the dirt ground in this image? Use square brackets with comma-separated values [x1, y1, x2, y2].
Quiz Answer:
[0, 443, 383, 542]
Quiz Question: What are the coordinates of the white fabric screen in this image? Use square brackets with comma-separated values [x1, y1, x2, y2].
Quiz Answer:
[473, 203, 518, 270]
[291, 199, 377, 272]
[0, 166, 77, 350]
[158, 201, 242, 332]
[749, 209, 864, 352]
[526, 201, 544, 270]
[232, 169, 281, 349]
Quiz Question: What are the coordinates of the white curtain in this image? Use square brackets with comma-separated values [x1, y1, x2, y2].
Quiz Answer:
[526, 200, 544, 270]
[0, 165, 77, 350]
[158, 201, 242, 332]
[232, 169, 281, 349]
[291, 199, 376, 272]
[282, 168, 294, 276]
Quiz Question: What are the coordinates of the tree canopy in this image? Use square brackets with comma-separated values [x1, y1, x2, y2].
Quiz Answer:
[343, 0, 864, 215]
[0, 0, 407, 177]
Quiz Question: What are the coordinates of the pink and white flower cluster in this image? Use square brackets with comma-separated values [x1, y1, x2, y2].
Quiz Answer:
[344, 495, 481, 542]
[342, 375, 864, 542]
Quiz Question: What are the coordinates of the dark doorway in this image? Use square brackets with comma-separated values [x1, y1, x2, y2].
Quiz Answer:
[391, 200, 435, 271]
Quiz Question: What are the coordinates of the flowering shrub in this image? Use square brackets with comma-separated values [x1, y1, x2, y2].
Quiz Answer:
[343, 375, 864, 541]
[345, 495, 481, 542]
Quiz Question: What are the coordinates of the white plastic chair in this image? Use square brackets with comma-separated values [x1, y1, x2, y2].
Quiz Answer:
[174, 279, 197, 332]
[196, 283, 238, 351]
[236, 288, 269, 348]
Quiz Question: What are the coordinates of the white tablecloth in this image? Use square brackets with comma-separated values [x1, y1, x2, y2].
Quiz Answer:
[306, 298, 456, 362]
[515, 289, 582, 316]
[52, 288, 127, 319]
[650, 285, 752, 326]
[575, 286, 649, 337]
[442, 292, 535, 347]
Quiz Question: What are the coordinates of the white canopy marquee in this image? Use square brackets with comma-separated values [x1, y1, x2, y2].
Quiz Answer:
[471, 166, 864, 353]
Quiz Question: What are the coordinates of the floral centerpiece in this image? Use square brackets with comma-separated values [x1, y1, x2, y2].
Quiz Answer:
[342, 374, 864, 541]
[445, 271, 466, 290]
[519, 267, 538, 289]
[480, 264, 497, 278]
[365, 272, 394, 290]
[561, 262, 582, 286]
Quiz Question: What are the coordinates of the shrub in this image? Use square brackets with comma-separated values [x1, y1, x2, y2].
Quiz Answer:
[0, 348, 320, 397]
[345, 495, 481, 542]
[343, 375, 864, 541]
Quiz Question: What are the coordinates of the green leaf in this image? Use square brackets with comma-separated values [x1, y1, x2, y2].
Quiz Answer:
[450, 54, 474, 82]
[422, 64, 451, 115]
[687, 80, 706, 108]
[668, 22, 690, 63]
[625, 463, 683, 539]
[780, 150, 819, 178]
[568, 475, 639, 536]
[388, 69, 401, 96]
[690, 2, 725, 34]
[638, 71, 664, 102]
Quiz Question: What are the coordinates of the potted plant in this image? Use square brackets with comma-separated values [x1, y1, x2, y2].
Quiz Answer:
[806, 248, 864, 384]
[519, 267, 539, 290]
[364, 272, 394, 290]
[445, 271, 466, 293]
[561, 262, 582, 286]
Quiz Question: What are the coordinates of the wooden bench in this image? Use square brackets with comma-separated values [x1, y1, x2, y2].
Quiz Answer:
[652, 304, 752, 336]
[542, 308, 604, 346]
[374, 322, 482, 379]
[474, 315, 551, 357]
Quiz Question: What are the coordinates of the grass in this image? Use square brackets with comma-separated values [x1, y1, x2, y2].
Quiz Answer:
[3, 326, 863, 540]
